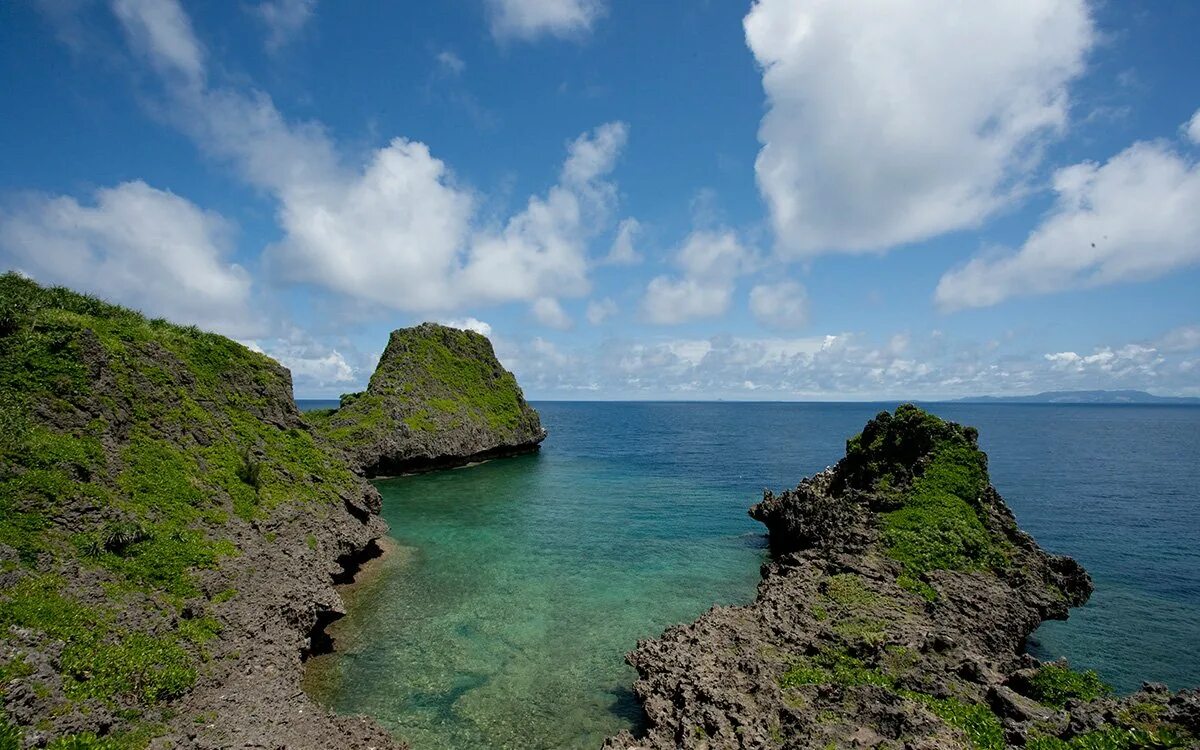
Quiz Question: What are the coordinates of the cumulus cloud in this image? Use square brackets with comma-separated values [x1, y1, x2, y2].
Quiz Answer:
[585, 297, 617, 325]
[501, 328, 1198, 400]
[601, 217, 641, 265]
[743, 0, 1094, 255]
[1186, 108, 1200, 145]
[936, 137, 1200, 310]
[441, 317, 493, 337]
[642, 230, 750, 325]
[749, 280, 808, 330]
[0, 180, 253, 334]
[486, 0, 604, 41]
[252, 0, 317, 52]
[109, 0, 625, 314]
[531, 297, 572, 329]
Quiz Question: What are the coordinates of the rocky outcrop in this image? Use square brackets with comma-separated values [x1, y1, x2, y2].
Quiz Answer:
[310, 323, 546, 477]
[605, 405, 1198, 749]
[0, 274, 400, 749]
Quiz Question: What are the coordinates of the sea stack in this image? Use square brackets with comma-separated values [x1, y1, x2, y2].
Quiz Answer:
[605, 405, 1199, 749]
[310, 323, 546, 477]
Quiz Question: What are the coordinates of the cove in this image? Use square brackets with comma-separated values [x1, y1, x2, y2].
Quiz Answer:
[305, 402, 1200, 749]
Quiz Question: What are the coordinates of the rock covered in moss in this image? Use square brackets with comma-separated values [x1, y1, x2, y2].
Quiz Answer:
[605, 405, 1197, 750]
[311, 322, 546, 476]
[0, 274, 399, 749]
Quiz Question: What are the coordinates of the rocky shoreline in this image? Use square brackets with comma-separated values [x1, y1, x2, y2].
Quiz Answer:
[604, 405, 1199, 749]
[0, 276, 546, 749]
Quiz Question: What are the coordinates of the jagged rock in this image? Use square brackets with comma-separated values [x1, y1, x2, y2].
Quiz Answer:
[310, 322, 546, 476]
[605, 405, 1198, 749]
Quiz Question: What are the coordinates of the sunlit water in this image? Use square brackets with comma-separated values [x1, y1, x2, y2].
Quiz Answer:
[301, 402, 1200, 749]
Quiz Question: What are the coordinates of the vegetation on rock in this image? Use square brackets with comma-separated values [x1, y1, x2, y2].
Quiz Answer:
[310, 322, 544, 476]
[0, 274, 392, 748]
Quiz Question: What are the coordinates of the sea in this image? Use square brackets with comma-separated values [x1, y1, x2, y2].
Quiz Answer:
[296, 401, 1200, 750]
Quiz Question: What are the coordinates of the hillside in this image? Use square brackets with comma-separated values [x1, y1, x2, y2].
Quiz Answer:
[309, 323, 546, 476]
[0, 274, 398, 749]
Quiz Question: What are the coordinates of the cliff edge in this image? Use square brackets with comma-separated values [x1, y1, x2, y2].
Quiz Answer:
[0, 274, 399, 749]
[605, 405, 1199, 749]
[309, 322, 546, 476]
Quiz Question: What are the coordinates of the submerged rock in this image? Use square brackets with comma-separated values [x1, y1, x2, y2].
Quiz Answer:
[310, 322, 546, 476]
[605, 404, 1198, 749]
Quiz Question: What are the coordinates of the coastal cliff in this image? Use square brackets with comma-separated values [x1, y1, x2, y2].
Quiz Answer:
[605, 405, 1199, 749]
[309, 322, 546, 477]
[0, 275, 399, 749]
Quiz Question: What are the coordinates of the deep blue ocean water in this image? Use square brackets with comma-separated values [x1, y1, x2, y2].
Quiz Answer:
[301, 402, 1200, 749]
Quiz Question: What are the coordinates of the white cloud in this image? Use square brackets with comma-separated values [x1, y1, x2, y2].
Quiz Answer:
[111, 0, 205, 84]
[486, 0, 604, 41]
[252, 0, 317, 52]
[0, 180, 253, 334]
[530, 297, 572, 329]
[601, 217, 641, 265]
[502, 327, 1198, 400]
[585, 297, 617, 325]
[642, 230, 751, 325]
[441, 317, 493, 337]
[743, 0, 1094, 255]
[749, 280, 808, 329]
[1158, 325, 1200, 353]
[109, 0, 626, 314]
[1186, 108, 1200, 145]
[436, 49, 466, 76]
[936, 138, 1200, 310]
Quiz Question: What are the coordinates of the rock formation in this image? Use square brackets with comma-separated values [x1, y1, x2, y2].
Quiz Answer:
[0, 274, 399, 749]
[309, 323, 546, 477]
[605, 405, 1199, 749]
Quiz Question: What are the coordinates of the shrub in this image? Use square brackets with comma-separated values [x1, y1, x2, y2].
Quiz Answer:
[1024, 664, 1112, 708]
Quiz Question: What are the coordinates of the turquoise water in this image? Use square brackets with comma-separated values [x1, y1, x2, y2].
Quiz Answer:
[305, 402, 1200, 749]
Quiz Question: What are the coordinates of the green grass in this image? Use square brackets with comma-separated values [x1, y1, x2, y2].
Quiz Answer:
[778, 649, 894, 690]
[1027, 726, 1192, 750]
[1025, 664, 1113, 708]
[904, 693, 1004, 750]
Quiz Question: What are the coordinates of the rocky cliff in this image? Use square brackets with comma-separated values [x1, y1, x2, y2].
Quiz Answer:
[0, 274, 399, 749]
[605, 405, 1199, 750]
[309, 322, 546, 477]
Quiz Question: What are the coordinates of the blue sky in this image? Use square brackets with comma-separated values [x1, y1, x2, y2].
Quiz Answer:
[1, 0, 1198, 399]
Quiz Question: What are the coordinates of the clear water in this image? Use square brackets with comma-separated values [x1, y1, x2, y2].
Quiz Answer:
[305, 402, 1200, 749]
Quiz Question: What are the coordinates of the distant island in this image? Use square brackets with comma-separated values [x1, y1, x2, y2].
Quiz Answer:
[950, 389, 1200, 404]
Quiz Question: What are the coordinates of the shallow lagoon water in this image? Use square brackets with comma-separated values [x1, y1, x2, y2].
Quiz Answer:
[304, 402, 1200, 749]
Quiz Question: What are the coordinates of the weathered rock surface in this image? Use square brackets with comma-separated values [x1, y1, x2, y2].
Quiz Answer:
[310, 323, 546, 477]
[605, 405, 1199, 749]
[0, 275, 400, 748]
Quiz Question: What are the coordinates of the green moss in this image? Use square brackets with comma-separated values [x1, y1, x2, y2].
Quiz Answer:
[897, 573, 938, 602]
[1025, 664, 1113, 708]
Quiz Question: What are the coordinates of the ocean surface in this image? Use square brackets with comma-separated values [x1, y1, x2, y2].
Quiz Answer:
[300, 402, 1200, 750]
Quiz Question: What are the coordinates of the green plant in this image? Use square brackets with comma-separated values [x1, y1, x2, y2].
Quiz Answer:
[235, 449, 263, 491]
[1025, 664, 1112, 708]
[779, 649, 893, 689]
[905, 693, 1003, 750]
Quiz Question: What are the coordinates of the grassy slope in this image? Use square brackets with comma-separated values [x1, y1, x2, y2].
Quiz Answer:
[0, 274, 358, 748]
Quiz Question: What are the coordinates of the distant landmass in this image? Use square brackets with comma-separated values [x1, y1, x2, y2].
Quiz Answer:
[951, 389, 1200, 404]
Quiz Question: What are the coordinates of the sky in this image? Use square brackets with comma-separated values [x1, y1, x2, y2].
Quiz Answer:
[1, 0, 1198, 400]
